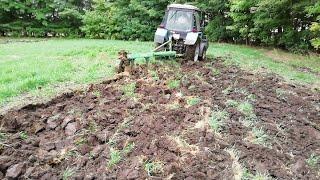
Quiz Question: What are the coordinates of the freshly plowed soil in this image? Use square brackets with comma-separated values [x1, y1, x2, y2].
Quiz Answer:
[1, 58, 319, 179]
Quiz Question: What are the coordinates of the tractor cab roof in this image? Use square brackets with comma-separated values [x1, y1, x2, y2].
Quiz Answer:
[167, 4, 200, 12]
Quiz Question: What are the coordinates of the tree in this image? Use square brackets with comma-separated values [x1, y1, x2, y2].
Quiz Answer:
[307, 1, 320, 50]
[229, 0, 257, 45]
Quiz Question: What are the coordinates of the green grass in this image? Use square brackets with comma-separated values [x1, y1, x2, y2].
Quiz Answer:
[19, 131, 28, 140]
[187, 97, 201, 106]
[0, 38, 153, 105]
[144, 160, 164, 176]
[1, 39, 319, 108]
[167, 79, 180, 89]
[237, 101, 254, 116]
[208, 43, 320, 86]
[107, 142, 135, 168]
[250, 128, 270, 147]
[122, 82, 136, 97]
[62, 167, 75, 180]
[209, 110, 229, 132]
[306, 153, 320, 168]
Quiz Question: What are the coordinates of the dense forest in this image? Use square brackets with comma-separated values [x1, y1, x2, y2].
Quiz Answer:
[0, 0, 319, 52]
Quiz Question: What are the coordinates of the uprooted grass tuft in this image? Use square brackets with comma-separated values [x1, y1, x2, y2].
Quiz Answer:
[167, 79, 180, 89]
[249, 128, 270, 147]
[19, 131, 28, 140]
[209, 110, 229, 133]
[225, 99, 238, 107]
[149, 70, 159, 81]
[242, 168, 271, 180]
[0, 131, 6, 141]
[108, 148, 122, 168]
[306, 153, 320, 168]
[122, 82, 136, 97]
[62, 167, 75, 180]
[144, 160, 164, 176]
[187, 97, 201, 106]
[107, 142, 135, 168]
[237, 101, 254, 116]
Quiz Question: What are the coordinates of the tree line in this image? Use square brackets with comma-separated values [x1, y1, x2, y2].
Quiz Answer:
[0, 0, 319, 52]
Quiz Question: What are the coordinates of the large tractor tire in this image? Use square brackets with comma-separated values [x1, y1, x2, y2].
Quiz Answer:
[186, 42, 200, 61]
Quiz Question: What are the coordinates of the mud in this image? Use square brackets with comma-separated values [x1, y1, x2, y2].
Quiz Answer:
[0, 58, 319, 179]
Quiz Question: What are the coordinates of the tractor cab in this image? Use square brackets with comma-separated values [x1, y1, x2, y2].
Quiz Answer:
[161, 4, 201, 34]
[154, 4, 209, 61]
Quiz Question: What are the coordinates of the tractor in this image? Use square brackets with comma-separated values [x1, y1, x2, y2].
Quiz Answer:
[117, 4, 209, 73]
[154, 4, 209, 61]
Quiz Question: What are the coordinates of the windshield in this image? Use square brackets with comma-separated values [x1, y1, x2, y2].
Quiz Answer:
[165, 10, 193, 32]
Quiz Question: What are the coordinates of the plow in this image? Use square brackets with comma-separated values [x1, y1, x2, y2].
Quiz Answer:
[117, 3, 209, 73]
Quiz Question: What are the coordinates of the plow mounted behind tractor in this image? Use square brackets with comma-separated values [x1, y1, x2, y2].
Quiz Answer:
[117, 4, 209, 73]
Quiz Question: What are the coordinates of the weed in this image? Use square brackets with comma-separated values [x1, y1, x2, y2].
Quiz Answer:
[237, 101, 254, 116]
[62, 167, 75, 180]
[225, 99, 238, 107]
[122, 82, 136, 97]
[144, 160, 164, 176]
[306, 153, 320, 168]
[187, 97, 201, 106]
[167, 79, 180, 89]
[19, 131, 28, 140]
[209, 110, 229, 132]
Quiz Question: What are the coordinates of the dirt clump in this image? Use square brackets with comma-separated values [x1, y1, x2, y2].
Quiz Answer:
[0, 58, 319, 179]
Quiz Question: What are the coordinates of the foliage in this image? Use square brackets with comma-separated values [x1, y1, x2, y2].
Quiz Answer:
[82, 0, 169, 40]
[0, 0, 90, 37]
[1, 0, 319, 52]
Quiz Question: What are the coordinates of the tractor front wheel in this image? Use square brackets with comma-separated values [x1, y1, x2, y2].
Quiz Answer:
[185, 42, 200, 61]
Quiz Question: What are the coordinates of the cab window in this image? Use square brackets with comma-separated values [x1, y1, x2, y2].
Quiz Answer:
[193, 12, 201, 31]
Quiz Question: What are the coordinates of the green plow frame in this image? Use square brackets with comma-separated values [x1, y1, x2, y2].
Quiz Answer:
[128, 51, 176, 62]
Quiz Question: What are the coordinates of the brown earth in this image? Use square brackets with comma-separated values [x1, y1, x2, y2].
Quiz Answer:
[0, 58, 319, 179]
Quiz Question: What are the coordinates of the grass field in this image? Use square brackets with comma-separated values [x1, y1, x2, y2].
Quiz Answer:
[0, 38, 319, 107]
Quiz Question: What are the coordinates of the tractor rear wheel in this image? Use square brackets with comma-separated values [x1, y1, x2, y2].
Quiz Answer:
[199, 48, 207, 61]
[186, 42, 200, 61]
